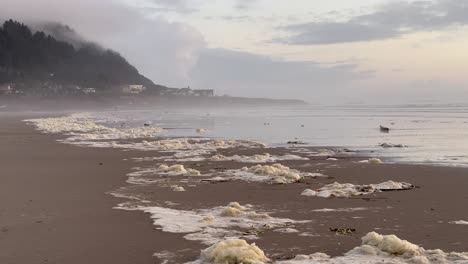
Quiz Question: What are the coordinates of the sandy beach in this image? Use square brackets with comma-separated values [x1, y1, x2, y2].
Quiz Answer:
[1, 113, 468, 263]
[0, 114, 199, 264]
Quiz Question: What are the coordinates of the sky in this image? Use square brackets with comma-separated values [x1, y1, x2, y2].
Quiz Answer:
[1, 0, 468, 103]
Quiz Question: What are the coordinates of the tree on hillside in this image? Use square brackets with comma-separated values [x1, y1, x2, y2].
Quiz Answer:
[0, 19, 157, 91]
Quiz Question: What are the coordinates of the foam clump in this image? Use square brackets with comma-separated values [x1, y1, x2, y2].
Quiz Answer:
[274, 228, 299, 233]
[117, 202, 300, 246]
[198, 239, 269, 264]
[360, 158, 383, 164]
[26, 114, 164, 141]
[222, 207, 243, 217]
[372, 181, 413, 191]
[358, 232, 420, 255]
[211, 153, 308, 163]
[449, 220, 468, 225]
[170, 185, 186, 192]
[216, 164, 323, 184]
[158, 164, 201, 176]
[138, 138, 265, 153]
[221, 202, 254, 217]
[301, 181, 414, 198]
[307, 149, 336, 157]
[275, 232, 468, 263]
[202, 215, 216, 222]
[248, 164, 302, 183]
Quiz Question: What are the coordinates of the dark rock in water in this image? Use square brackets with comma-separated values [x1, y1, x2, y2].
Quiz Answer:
[329, 228, 356, 235]
[380, 125, 390, 133]
[144, 123, 150, 127]
[287, 141, 306, 145]
[379, 143, 406, 148]
[379, 184, 415, 192]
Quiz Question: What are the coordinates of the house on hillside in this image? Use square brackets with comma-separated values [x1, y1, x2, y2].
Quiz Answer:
[0, 84, 13, 95]
[122, 85, 146, 95]
[192, 89, 214, 97]
[82, 88, 97, 95]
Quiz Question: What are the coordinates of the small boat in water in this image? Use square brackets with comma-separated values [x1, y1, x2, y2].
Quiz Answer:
[380, 125, 390, 133]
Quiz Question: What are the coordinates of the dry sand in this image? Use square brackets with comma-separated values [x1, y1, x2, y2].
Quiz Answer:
[1, 113, 468, 263]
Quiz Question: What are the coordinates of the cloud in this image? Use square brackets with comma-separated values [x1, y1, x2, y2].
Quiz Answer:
[149, 0, 199, 13]
[189, 48, 372, 100]
[204, 15, 251, 22]
[234, 0, 259, 10]
[277, 0, 468, 45]
[0, 0, 205, 87]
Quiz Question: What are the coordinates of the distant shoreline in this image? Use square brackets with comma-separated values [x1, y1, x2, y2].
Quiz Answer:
[0, 95, 308, 112]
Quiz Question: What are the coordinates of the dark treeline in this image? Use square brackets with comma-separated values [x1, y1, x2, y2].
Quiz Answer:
[0, 19, 161, 91]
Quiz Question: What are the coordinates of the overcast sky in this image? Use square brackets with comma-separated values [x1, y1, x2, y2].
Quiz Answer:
[2, 0, 468, 103]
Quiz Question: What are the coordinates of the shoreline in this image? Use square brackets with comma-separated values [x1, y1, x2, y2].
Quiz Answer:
[1, 113, 468, 263]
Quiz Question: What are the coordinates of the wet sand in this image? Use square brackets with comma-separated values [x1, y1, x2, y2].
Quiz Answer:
[0, 114, 199, 264]
[1, 113, 468, 263]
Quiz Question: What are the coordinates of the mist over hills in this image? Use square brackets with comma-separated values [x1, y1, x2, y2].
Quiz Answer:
[0, 19, 165, 92]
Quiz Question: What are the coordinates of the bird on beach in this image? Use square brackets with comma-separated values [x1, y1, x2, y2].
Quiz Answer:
[380, 125, 390, 133]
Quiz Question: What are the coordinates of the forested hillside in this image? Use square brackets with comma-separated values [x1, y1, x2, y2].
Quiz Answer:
[0, 19, 161, 91]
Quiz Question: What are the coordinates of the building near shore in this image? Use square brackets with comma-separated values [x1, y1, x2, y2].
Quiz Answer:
[0, 84, 13, 95]
[161, 87, 214, 97]
[122, 85, 146, 94]
[82, 88, 97, 95]
[193, 89, 214, 97]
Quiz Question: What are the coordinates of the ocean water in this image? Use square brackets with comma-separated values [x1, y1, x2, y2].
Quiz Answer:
[101, 103, 468, 167]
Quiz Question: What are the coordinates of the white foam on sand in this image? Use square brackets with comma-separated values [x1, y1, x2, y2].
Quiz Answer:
[274, 228, 300, 233]
[135, 152, 307, 163]
[116, 202, 306, 245]
[208, 164, 324, 184]
[187, 239, 269, 264]
[189, 232, 468, 264]
[157, 164, 202, 176]
[25, 113, 164, 142]
[126, 164, 202, 184]
[171, 185, 186, 192]
[359, 158, 383, 164]
[211, 153, 308, 163]
[135, 138, 266, 153]
[26, 114, 266, 155]
[312, 207, 368, 213]
[301, 181, 414, 198]
[153, 251, 177, 264]
[450, 220, 468, 225]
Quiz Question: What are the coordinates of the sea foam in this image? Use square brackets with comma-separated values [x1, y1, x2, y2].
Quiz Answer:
[189, 232, 468, 263]
[301, 181, 414, 198]
[116, 201, 306, 245]
[205, 164, 325, 184]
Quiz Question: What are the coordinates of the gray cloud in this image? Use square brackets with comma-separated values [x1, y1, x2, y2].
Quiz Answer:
[277, 0, 468, 45]
[189, 48, 372, 100]
[0, 0, 205, 87]
[234, 0, 259, 10]
[204, 15, 251, 22]
[149, 0, 199, 13]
